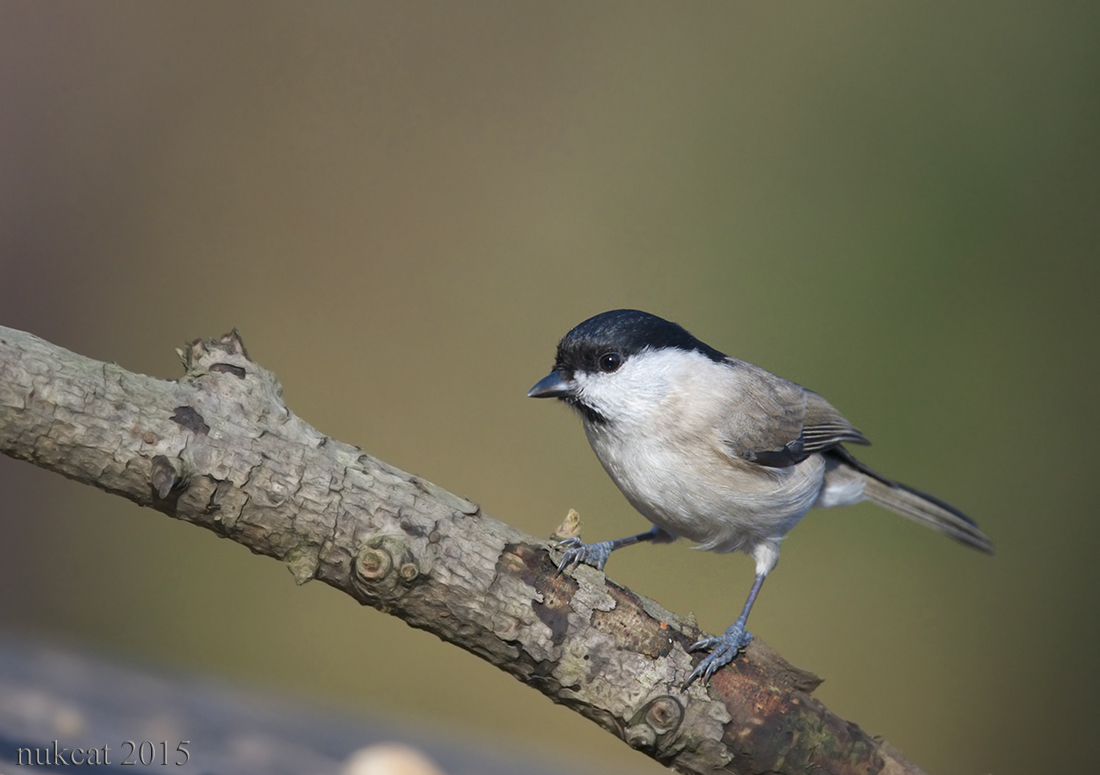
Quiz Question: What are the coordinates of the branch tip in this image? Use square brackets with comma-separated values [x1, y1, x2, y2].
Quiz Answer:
[178, 329, 251, 374]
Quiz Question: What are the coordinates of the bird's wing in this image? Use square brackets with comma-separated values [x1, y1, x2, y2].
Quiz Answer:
[800, 389, 870, 451]
[720, 361, 869, 468]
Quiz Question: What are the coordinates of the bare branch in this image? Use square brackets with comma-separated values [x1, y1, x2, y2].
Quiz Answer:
[0, 326, 926, 775]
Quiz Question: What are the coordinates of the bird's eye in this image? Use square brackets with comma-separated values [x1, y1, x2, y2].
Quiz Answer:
[599, 352, 623, 372]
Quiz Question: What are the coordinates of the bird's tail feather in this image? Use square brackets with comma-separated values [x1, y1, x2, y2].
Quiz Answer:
[828, 447, 994, 555]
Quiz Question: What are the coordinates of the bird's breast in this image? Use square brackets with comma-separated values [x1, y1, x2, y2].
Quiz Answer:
[585, 423, 825, 554]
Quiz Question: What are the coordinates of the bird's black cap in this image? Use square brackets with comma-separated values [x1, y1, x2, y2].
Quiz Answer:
[553, 309, 727, 375]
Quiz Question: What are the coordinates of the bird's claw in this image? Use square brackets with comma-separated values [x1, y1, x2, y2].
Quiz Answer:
[555, 537, 613, 573]
[683, 621, 753, 687]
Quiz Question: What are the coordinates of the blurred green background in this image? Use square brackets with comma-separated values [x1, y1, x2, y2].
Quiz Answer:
[1, 2, 1097, 773]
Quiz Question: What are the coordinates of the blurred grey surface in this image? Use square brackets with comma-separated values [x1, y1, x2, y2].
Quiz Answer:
[0, 633, 599, 775]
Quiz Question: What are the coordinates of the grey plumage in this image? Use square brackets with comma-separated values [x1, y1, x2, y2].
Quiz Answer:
[717, 359, 871, 467]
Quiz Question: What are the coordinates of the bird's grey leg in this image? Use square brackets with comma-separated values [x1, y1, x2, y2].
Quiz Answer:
[684, 572, 767, 687]
[556, 525, 665, 573]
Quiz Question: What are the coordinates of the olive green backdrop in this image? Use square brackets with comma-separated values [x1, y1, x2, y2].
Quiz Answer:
[1, 3, 1096, 774]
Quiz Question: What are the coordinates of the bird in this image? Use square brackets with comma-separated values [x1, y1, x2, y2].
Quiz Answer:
[527, 309, 993, 686]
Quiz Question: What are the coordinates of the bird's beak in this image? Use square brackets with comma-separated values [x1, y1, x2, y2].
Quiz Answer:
[527, 370, 574, 399]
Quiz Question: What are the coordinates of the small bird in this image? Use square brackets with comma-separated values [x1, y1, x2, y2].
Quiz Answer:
[528, 309, 993, 686]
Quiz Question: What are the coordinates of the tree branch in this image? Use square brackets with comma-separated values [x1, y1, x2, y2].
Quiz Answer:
[0, 326, 926, 775]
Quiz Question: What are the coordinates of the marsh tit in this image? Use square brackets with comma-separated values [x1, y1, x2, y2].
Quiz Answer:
[529, 309, 993, 686]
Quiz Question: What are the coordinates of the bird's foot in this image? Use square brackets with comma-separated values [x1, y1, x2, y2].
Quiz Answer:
[555, 537, 615, 573]
[684, 620, 753, 687]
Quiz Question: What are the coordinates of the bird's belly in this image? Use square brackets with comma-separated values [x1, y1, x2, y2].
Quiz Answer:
[592, 437, 826, 554]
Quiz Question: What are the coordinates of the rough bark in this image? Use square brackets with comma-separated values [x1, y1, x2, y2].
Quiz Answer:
[0, 326, 927, 775]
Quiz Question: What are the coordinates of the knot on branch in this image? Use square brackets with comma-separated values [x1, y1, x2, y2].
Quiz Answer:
[624, 696, 684, 753]
[353, 535, 425, 599]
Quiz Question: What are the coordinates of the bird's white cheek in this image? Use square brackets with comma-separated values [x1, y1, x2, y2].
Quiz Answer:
[575, 361, 675, 427]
